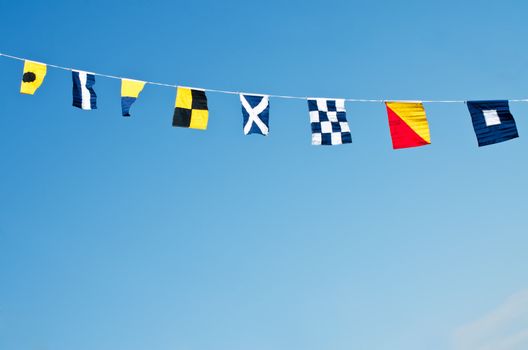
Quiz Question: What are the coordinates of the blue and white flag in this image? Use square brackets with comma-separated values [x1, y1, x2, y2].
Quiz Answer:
[72, 70, 97, 110]
[308, 98, 351, 145]
[467, 100, 519, 147]
[240, 94, 270, 135]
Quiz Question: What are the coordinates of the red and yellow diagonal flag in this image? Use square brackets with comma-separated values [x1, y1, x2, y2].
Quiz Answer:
[385, 102, 431, 149]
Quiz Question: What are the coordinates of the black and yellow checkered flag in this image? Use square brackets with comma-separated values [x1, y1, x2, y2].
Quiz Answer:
[172, 87, 209, 130]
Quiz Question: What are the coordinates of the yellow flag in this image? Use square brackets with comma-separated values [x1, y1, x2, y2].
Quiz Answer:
[121, 79, 145, 98]
[20, 60, 47, 95]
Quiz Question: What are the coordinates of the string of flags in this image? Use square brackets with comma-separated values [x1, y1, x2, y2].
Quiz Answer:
[6, 52, 528, 148]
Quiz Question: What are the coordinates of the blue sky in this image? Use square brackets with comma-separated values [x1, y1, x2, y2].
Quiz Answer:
[1, 1, 528, 350]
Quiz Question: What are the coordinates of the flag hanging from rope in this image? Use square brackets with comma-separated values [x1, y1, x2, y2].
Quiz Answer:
[72, 70, 97, 110]
[308, 98, 352, 145]
[385, 102, 431, 149]
[121, 79, 145, 117]
[467, 100, 519, 146]
[240, 94, 270, 135]
[172, 87, 209, 130]
[20, 60, 47, 95]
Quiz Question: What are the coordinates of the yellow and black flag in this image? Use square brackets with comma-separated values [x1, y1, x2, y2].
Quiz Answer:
[172, 87, 209, 130]
[20, 60, 47, 95]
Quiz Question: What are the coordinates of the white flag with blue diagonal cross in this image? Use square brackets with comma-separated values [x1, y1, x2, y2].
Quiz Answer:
[240, 94, 270, 136]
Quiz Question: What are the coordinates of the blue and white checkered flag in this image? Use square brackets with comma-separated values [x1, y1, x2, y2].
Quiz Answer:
[308, 98, 351, 145]
[240, 94, 270, 136]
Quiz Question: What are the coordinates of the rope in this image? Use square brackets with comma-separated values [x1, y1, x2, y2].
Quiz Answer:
[2, 52, 528, 104]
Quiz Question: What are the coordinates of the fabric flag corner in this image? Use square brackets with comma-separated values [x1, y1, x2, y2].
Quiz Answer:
[240, 94, 270, 135]
[307, 98, 352, 145]
[20, 60, 47, 95]
[467, 100, 519, 147]
[72, 70, 97, 110]
[121, 79, 146, 117]
[172, 87, 209, 130]
[385, 101, 431, 149]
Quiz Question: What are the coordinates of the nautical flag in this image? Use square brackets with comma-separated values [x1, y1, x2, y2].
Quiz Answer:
[385, 102, 431, 149]
[467, 100, 519, 146]
[121, 79, 146, 117]
[72, 70, 97, 110]
[307, 98, 351, 145]
[20, 60, 47, 95]
[172, 87, 208, 130]
[240, 94, 270, 135]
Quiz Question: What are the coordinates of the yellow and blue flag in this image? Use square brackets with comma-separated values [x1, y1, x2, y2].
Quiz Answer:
[121, 79, 146, 116]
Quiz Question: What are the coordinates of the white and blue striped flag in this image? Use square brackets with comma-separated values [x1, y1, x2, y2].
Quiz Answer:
[72, 70, 97, 110]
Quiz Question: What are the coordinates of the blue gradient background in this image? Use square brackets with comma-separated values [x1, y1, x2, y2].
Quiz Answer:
[1, 1, 527, 350]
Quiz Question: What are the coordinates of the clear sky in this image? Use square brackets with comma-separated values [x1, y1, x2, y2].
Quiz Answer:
[1, 1, 528, 350]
